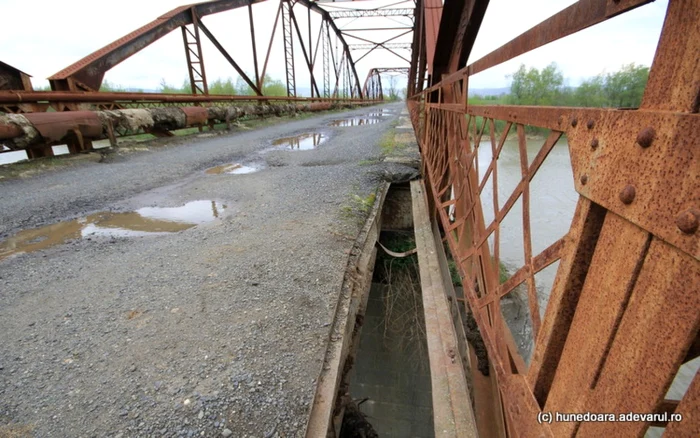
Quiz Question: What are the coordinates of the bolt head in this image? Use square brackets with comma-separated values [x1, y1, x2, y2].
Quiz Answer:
[571, 118, 578, 128]
[676, 209, 699, 234]
[590, 138, 599, 149]
[619, 185, 636, 205]
[587, 120, 595, 129]
[636, 127, 655, 148]
[580, 174, 589, 185]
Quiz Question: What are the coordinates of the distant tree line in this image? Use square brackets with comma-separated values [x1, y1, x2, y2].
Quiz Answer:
[470, 62, 650, 109]
[156, 74, 287, 96]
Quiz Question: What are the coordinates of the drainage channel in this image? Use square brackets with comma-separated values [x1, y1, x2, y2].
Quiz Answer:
[307, 181, 478, 437]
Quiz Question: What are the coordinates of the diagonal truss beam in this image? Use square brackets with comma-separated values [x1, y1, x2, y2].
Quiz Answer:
[48, 0, 267, 91]
[349, 42, 412, 50]
[260, 2, 283, 89]
[196, 18, 262, 95]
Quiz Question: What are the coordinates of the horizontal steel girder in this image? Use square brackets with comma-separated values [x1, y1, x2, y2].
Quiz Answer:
[328, 8, 414, 18]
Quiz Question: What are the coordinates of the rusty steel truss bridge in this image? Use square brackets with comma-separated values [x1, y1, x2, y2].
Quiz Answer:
[1, 0, 699, 436]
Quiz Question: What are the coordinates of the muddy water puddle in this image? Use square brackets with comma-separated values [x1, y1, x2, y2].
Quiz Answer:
[206, 162, 263, 175]
[0, 200, 226, 260]
[272, 132, 327, 150]
[329, 118, 380, 127]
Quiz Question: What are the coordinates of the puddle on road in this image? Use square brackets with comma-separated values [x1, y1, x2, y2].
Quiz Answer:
[206, 162, 262, 175]
[367, 109, 394, 117]
[329, 118, 380, 127]
[272, 133, 327, 150]
[0, 200, 226, 260]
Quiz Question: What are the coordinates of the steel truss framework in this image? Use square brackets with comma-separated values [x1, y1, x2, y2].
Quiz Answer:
[408, 0, 699, 436]
[0, 0, 416, 113]
[362, 67, 409, 100]
[44, 0, 366, 101]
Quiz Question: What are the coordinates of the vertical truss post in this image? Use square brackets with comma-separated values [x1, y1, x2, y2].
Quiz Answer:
[308, 7, 313, 97]
[408, 0, 421, 96]
[288, 5, 321, 98]
[344, 59, 350, 98]
[322, 20, 330, 98]
[331, 35, 340, 97]
[281, 0, 296, 97]
[181, 8, 209, 95]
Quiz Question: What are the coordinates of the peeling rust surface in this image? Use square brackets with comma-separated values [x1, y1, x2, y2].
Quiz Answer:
[568, 110, 699, 259]
[410, 0, 699, 435]
[23, 111, 102, 143]
[0, 123, 23, 140]
[181, 106, 208, 126]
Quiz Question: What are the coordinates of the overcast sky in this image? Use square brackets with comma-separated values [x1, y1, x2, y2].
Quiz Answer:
[0, 0, 668, 92]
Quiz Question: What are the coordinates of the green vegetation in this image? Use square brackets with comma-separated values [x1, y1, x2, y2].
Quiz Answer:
[574, 63, 650, 108]
[443, 251, 509, 287]
[207, 78, 237, 95]
[373, 232, 420, 284]
[378, 120, 403, 155]
[470, 62, 649, 108]
[156, 74, 287, 96]
[448, 259, 462, 286]
[379, 130, 397, 155]
[499, 262, 509, 285]
[468, 62, 650, 136]
[341, 188, 378, 227]
[352, 192, 377, 215]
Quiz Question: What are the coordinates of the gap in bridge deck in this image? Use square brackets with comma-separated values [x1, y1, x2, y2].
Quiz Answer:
[339, 183, 433, 437]
[345, 230, 434, 438]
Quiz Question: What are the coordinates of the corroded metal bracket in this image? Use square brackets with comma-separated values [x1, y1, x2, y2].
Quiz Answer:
[568, 110, 699, 259]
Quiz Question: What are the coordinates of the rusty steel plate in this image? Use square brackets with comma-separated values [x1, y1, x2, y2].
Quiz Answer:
[23, 111, 102, 142]
[181, 107, 209, 126]
[567, 110, 699, 259]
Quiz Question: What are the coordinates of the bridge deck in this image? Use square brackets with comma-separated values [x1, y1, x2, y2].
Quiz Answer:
[0, 103, 414, 437]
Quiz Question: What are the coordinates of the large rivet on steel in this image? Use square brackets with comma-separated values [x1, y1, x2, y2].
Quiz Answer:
[636, 127, 655, 148]
[676, 209, 699, 234]
[590, 138, 599, 149]
[571, 118, 578, 128]
[580, 174, 589, 185]
[586, 120, 595, 129]
[619, 185, 636, 205]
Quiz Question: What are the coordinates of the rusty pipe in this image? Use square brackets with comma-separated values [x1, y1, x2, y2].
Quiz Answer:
[0, 102, 368, 149]
[0, 124, 23, 140]
[0, 91, 379, 105]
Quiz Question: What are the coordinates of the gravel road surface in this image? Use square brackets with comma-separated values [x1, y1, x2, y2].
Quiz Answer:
[0, 103, 411, 438]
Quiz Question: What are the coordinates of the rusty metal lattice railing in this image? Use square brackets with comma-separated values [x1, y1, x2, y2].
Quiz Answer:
[408, 0, 699, 436]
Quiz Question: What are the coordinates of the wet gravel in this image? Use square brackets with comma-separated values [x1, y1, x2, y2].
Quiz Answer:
[0, 103, 411, 437]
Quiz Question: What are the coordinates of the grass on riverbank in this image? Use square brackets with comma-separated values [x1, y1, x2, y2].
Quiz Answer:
[446, 249, 511, 287]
